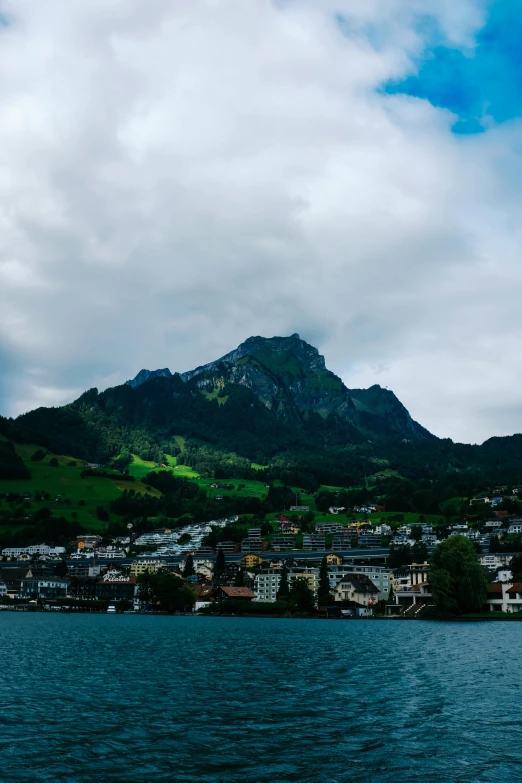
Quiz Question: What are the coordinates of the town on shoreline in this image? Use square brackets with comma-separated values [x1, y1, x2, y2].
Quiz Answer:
[2, 507, 521, 619]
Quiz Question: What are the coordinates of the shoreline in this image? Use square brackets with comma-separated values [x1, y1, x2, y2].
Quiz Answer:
[3, 606, 522, 621]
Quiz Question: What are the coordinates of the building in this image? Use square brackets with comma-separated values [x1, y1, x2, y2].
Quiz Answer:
[333, 574, 379, 608]
[507, 523, 522, 535]
[485, 582, 522, 613]
[387, 582, 432, 616]
[241, 553, 263, 569]
[325, 553, 342, 565]
[495, 569, 513, 583]
[373, 524, 392, 536]
[315, 523, 346, 534]
[2, 544, 65, 559]
[302, 534, 326, 551]
[290, 506, 309, 512]
[95, 547, 126, 559]
[359, 534, 381, 548]
[288, 566, 319, 593]
[214, 586, 256, 601]
[277, 522, 300, 534]
[215, 541, 238, 555]
[240, 537, 266, 554]
[0, 567, 31, 598]
[76, 535, 102, 550]
[323, 601, 373, 618]
[20, 577, 69, 600]
[130, 559, 166, 576]
[254, 568, 282, 602]
[480, 553, 515, 569]
[193, 583, 216, 612]
[271, 535, 296, 551]
[329, 564, 390, 600]
[96, 573, 137, 601]
[392, 535, 411, 546]
[194, 546, 215, 556]
[390, 563, 429, 594]
[331, 533, 358, 551]
[68, 563, 102, 578]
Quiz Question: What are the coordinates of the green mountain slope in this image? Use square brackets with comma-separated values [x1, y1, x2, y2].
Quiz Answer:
[2, 334, 522, 489]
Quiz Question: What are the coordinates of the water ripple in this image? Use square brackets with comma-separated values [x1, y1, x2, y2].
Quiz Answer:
[1, 615, 521, 782]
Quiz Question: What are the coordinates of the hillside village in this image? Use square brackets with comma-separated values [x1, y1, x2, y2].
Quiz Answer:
[1, 499, 522, 617]
[2, 417, 522, 619]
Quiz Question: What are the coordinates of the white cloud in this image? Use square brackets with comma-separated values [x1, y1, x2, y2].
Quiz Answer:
[0, 0, 520, 443]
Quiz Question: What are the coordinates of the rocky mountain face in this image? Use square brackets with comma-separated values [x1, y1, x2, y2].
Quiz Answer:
[129, 334, 433, 441]
[127, 368, 173, 388]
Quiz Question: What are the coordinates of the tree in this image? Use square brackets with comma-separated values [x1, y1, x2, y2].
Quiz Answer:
[430, 535, 488, 614]
[54, 559, 68, 578]
[277, 564, 290, 600]
[510, 553, 522, 581]
[96, 505, 110, 522]
[317, 556, 332, 604]
[152, 572, 195, 613]
[137, 571, 155, 604]
[410, 525, 423, 541]
[183, 553, 195, 578]
[49, 457, 59, 467]
[388, 544, 411, 568]
[411, 541, 428, 563]
[388, 582, 394, 604]
[234, 568, 245, 587]
[138, 571, 195, 613]
[260, 521, 272, 536]
[31, 449, 46, 462]
[214, 548, 226, 581]
[289, 578, 315, 613]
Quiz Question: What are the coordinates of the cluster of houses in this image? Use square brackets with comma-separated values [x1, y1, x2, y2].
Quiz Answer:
[2, 541, 521, 616]
[3, 501, 522, 614]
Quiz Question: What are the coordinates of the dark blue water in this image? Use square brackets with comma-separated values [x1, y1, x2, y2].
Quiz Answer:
[1, 615, 521, 783]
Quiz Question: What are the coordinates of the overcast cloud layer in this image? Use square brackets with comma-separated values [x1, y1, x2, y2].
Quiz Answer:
[0, 0, 521, 444]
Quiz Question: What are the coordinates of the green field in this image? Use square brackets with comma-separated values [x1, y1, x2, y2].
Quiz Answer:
[1, 435, 448, 541]
[0, 441, 159, 530]
[128, 454, 270, 498]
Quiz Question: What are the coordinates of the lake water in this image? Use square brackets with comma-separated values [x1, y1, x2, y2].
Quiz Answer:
[1, 615, 521, 783]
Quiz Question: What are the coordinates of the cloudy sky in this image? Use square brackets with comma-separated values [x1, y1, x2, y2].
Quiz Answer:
[0, 0, 521, 444]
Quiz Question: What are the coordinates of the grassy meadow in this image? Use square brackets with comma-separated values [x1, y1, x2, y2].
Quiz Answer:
[0, 440, 159, 532]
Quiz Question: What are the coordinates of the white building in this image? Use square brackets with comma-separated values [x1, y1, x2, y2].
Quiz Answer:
[392, 536, 411, 546]
[254, 569, 282, 602]
[487, 582, 522, 613]
[480, 553, 514, 569]
[495, 570, 513, 583]
[2, 545, 65, 558]
[95, 548, 126, 559]
[328, 564, 390, 600]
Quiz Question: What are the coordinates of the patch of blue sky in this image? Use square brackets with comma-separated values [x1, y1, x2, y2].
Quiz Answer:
[383, 1, 522, 134]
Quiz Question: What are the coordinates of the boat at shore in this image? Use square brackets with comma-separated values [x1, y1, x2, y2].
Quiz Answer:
[107, 605, 116, 614]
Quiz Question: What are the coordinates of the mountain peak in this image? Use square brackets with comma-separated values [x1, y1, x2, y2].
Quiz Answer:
[182, 333, 326, 382]
[124, 334, 434, 441]
[127, 368, 172, 388]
